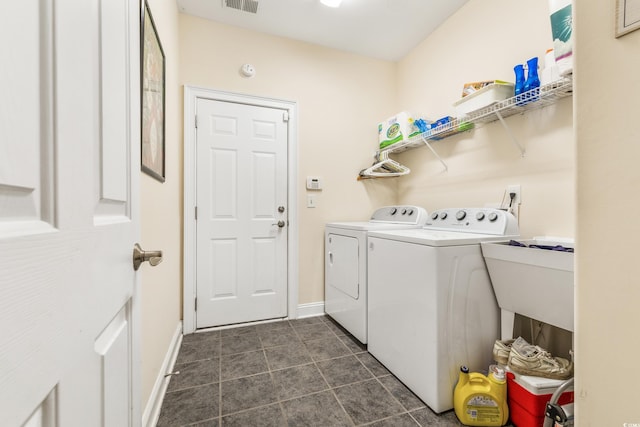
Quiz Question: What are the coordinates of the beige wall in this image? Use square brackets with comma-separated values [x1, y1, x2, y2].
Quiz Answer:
[395, 0, 574, 239]
[141, 0, 640, 423]
[575, 0, 640, 424]
[178, 14, 398, 304]
[140, 0, 182, 411]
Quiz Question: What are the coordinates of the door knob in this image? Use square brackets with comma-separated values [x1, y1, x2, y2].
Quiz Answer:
[278, 206, 285, 213]
[133, 243, 163, 271]
[272, 220, 286, 228]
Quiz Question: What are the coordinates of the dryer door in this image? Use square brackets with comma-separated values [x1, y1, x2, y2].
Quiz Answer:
[326, 233, 360, 299]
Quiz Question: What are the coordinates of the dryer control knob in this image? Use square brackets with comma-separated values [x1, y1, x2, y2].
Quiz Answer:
[431, 212, 439, 220]
[456, 210, 467, 220]
[488, 212, 499, 222]
[476, 212, 485, 221]
[440, 212, 448, 220]
[401, 209, 407, 215]
[390, 208, 398, 215]
[407, 209, 414, 216]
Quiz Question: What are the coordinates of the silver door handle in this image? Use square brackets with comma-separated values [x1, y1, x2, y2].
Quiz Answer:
[133, 243, 163, 271]
[272, 220, 286, 228]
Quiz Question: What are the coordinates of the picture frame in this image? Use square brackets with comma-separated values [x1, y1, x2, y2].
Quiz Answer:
[141, 1, 166, 182]
[616, 0, 640, 37]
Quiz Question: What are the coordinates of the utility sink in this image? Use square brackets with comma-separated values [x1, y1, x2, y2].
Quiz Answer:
[481, 238, 574, 339]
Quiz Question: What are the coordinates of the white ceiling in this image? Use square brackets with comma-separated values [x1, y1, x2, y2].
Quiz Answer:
[176, 0, 469, 61]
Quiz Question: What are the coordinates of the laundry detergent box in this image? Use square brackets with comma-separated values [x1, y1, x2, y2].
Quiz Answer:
[378, 112, 420, 149]
[506, 372, 573, 427]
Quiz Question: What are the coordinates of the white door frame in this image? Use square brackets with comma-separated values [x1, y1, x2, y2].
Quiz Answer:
[183, 86, 299, 334]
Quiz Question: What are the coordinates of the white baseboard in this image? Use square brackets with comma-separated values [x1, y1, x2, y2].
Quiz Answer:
[296, 301, 325, 319]
[142, 321, 183, 427]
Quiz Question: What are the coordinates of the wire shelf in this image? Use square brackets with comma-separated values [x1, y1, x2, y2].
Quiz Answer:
[383, 77, 573, 153]
[466, 77, 573, 125]
[358, 77, 573, 179]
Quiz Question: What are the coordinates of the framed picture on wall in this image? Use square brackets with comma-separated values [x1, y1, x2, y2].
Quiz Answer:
[616, 0, 640, 37]
[141, 1, 166, 182]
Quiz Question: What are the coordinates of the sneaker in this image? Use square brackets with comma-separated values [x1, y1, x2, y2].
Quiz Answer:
[507, 337, 573, 380]
[493, 339, 515, 365]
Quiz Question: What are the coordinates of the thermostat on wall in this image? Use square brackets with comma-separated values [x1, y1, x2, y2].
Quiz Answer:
[306, 176, 323, 190]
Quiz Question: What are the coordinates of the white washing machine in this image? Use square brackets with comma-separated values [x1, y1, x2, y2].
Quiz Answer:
[367, 208, 519, 413]
[325, 205, 428, 344]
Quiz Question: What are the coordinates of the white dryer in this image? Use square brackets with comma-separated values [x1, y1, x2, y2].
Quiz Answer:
[366, 208, 519, 413]
[325, 205, 428, 344]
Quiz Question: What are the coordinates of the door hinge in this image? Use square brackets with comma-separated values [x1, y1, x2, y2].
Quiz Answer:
[283, 111, 289, 122]
[195, 115, 198, 129]
[195, 298, 197, 311]
[195, 206, 198, 220]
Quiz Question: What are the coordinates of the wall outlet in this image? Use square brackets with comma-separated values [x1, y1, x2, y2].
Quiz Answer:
[507, 184, 521, 205]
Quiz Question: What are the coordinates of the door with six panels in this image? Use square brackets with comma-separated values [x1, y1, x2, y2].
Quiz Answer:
[195, 99, 289, 328]
[0, 0, 141, 425]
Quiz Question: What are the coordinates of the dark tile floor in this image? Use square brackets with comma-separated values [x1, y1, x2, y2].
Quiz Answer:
[157, 315, 465, 426]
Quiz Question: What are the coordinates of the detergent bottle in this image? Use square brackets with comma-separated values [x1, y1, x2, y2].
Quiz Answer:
[454, 365, 509, 426]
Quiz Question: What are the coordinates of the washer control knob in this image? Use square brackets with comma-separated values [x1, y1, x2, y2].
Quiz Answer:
[456, 210, 467, 221]
[407, 209, 414, 216]
[390, 208, 397, 215]
[401, 208, 407, 215]
[440, 212, 448, 220]
[476, 212, 485, 221]
[431, 212, 439, 220]
[488, 212, 499, 222]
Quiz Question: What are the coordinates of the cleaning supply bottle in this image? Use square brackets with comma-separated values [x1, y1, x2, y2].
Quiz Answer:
[523, 57, 541, 103]
[454, 365, 509, 426]
[541, 48, 561, 85]
[548, 0, 573, 76]
[514, 64, 525, 105]
[514, 64, 525, 95]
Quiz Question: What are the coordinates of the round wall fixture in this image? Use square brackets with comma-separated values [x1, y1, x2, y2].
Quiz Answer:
[240, 64, 256, 78]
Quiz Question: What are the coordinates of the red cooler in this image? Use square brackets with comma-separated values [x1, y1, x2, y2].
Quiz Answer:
[506, 372, 574, 427]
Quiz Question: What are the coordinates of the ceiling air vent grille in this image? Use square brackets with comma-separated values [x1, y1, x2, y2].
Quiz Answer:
[224, 0, 259, 14]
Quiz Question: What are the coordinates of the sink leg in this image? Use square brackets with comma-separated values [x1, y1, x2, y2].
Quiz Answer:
[501, 309, 516, 340]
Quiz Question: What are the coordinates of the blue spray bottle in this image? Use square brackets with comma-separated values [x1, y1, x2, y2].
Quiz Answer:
[514, 64, 525, 105]
[523, 57, 540, 103]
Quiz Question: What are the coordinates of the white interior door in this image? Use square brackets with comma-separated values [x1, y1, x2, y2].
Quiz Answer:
[195, 99, 288, 328]
[0, 0, 141, 425]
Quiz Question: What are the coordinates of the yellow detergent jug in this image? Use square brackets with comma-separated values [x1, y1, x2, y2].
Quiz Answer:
[454, 365, 509, 426]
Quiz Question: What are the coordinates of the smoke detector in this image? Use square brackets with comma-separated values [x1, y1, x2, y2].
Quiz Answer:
[223, 0, 259, 14]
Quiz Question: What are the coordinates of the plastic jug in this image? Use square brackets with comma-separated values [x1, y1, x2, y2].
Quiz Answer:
[454, 365, 509, 426]
[541, 48, 561, 85]
[523, 57, 541, 103]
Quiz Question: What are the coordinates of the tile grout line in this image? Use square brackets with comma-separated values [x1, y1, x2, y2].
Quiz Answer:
[313, 317, 359, 427]
[174, 317, 440, 426]
[217, 334, 222, 422]
[321, 316, 429, 426]
[371, 375, 423, 425]
[260, 328, 289, 425]
[287, 317, 358, 426]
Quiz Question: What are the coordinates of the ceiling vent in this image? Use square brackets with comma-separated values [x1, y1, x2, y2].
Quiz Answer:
[224, 0, 259, 14]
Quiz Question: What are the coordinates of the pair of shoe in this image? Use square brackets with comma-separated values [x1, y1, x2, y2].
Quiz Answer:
[492, 337, 573, 380]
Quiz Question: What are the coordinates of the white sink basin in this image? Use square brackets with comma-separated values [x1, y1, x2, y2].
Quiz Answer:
[481, 238, 574, 338]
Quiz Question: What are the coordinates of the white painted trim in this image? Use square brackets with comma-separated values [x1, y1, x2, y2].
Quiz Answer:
[142, 322, 183, 427]
[182, 86, 300, 333]
[297, 301, 325, 319]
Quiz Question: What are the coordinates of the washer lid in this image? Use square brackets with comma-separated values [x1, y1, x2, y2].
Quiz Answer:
[326, 221, 426, 231]
[368, 228, 520, 246]
[326, 205, 428, 231]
